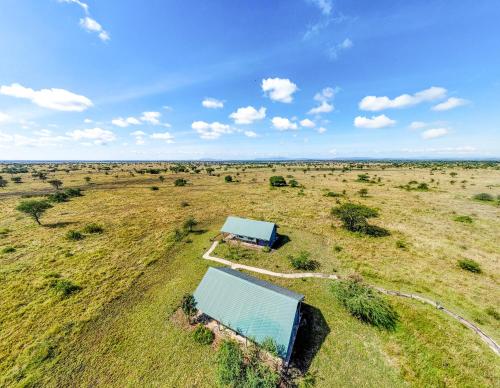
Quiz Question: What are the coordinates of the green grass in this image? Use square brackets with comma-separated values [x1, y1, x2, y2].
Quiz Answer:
[0, 162, 499, 387]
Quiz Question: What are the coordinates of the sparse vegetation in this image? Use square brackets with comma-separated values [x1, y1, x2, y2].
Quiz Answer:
[473, 193, 493, 201]
[458, 258, 481, 273]
[49, 278, 82, 297]
[193, 325, 214, 345]
[82, 223, 104, 234]
[175, 178, 188, 187]
[66, 230, 84, 241]
[289, 251, 318, 270]
[454, 215, 473, 223]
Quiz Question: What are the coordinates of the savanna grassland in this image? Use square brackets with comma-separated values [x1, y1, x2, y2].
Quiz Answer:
[0, 161, 499, 387]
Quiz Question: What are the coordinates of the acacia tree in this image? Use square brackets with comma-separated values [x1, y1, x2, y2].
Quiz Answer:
[48, 179, 63, 190]
[183, 217, 198, 232]
[16, 200, 53, 225]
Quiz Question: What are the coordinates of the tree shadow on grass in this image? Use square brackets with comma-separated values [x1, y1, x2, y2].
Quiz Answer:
[272, 234, 291, 249]
[44, 221, 76, 228]
[290, 304, 330, 374]
[191, 229, 208, 235]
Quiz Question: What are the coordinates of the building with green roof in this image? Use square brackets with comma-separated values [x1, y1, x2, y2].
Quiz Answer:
[221, 216, 278, 247]
[193, 267, 304, 365]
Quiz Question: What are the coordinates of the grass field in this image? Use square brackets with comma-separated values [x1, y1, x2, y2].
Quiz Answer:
[0, 161, 499, 387]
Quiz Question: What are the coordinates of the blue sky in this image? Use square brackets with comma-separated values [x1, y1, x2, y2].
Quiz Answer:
[0, 0, 499, 160]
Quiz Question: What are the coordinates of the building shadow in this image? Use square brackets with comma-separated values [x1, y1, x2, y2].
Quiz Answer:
[273, 234, 291, 249]
[290, 304, 330, 373]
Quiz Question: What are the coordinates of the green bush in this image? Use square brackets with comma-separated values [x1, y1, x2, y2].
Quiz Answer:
[150, 186, 160, 191]
[49, 278, 81, 297]
[331, 203, 389, 236]
[454, 215, 473, 224]
[485, 307, 500, 321]
[395, 240, 406, 249]
[289, 251, 318, 270]
[243, 363, 280, 388]
[416, 182, 429, 191]
[458, 258, 481, 273]
[331, 279, 399, 330]
[181, 293, 197, 317]
[325, 191, 341, 197]
[174, 178, 187, 187]
[193, 325, 214, 345]
[269, 176, 287, 187]
[64, 188, 82, 197]
[289, 179, 299, 187]
[473, 193, 493, 201]
[1, 246, 16, 254]
[66, 230, 84, 241]
[224, 175, 233, 183]
[356, 174, 369, 182]
[217, 340, 244, 386]
[47, 192, 69, 203]
[82, 223, 104, 234]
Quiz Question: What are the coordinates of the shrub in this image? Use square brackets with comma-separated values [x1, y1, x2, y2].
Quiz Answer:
[474, 193, 493, 201]
[181, 293, 197, 318]
[1, 246, 16, 254]
[416, 182, 429, 191]
[331, 279, 398, 330]
[180, 201, 189, 207]
[47, 192, 69, 203]
[269, 176, 287, 187]
[48, 179, 63, 190]
[224, 175, 233, 183]
[150, 186, 159, 191]
[83, 223, 104, 234]
[244, 363, 280, 388]
[289, 251, 318, 270]
[289, 179, 299, 187]
[396, 240, 406, 249]
[0, 176, 7, 187]
[183, 217, 198, 232]
[174, 178, 187, 187]
[331, 203, 377, 232]
[49, 278, 81, 297]
[260, 337, 284, 357]
[325, 191, 341, 197]
[193, 325, 214, 345]
[217, 340, 244, 387]
[0, 227, 10, 236]
[358, 188, 368, 197]
[458, 258, 481, 273]
[66, 230, 84, 241]
[485, 307, 500, 321]
[64, 188, 83, 197]
[454, 215, 473, 224]
[11, 176, 22, 183]
[173, 228, 186, 242]
[16, 200, 53, 225]
[356, 174, 369, 182]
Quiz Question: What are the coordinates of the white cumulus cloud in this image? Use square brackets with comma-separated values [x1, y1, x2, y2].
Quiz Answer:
[308, 0, 333, 15]
[244, 130, 258, 138]
[359, 86, 447, 111]
[67, 127, 116, 144]
[432, 97, 469, 111]
[112, 117, 141, 127]
[192, 121, 233, 140]
[229, 106, 266, 124]
[0, 83, 92, 112]
[421, 128, 449, 139]
[354, 114, 396, 129]
[150, 131, 174, 143]
[141, 111, 161, 125]
[409, 121, 427, 130]
[262, 78, 298, 103]
[300, 118, 315, 128]
[308, 101, 334, 115]
[202, 98, 224, 109]
[272, 117, 298, 131]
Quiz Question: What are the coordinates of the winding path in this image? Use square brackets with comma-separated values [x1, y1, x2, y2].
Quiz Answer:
[203, 240, 500, 356]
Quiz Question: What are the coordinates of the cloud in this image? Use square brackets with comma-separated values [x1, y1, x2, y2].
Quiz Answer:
[192, 121, 233, 140]
[354, 114, 396, 129]
[0, 130, 69, 147]
[112, 117, 141, 127]
[327, 38, 353, 60]
[359, 86, 447, 111]
[244, 130, 258, 138]
[130, 130, 146, 137]
[308, 0, 333, 15]
[67, 127, 116, 144]
[421, 128, 449, 139]
[83, 118, 93, 124]
[0, 83, 92, 112]
[261, 78, 298, 103]
[300, 118, 315, 128]
[59, 1, 109, 41]
[79, 17, 109, 42]
[141, 111, 161, 125]
[402, 146, 476, 154]
[308, 101, 334, 115]
[130, 130, 146, 145]
[229, 106, 266, 124]
[432, 97, 469, 111]
[409, 121, 427, 130]
[150, 131, 174, 143]
[272, 117, 298, 131]
[317, 127, 327, 134]
[0, 112, 11, 124]
[202, 98, 224, 109]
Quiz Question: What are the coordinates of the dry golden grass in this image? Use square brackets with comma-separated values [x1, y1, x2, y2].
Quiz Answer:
[0, 162, 498, 386]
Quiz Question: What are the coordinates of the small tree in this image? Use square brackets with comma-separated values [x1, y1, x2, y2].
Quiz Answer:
[0, 176, 7, 188]
[269, 176, 286, 187]
[224, 175, 233, 183]
[11, 176, 22, 184]
[16, 200, 53, 225]
[183, 217, 198, 232]
[181, 293, 197, 322]
[48, 179, 63, 190]
[174, 178, 187, 187]
[206, 167, 215, 176]
[358, 188, 368, 197]
[289, 179, 299, 187]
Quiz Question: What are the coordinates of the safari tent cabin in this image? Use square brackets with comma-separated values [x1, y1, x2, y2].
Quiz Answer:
[221, 216, 278, 247]
[193, 267, 304, 365]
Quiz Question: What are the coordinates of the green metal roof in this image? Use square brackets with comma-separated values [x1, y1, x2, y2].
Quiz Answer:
[193, 267, 304, 360]
[220, 216, 276, 241]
